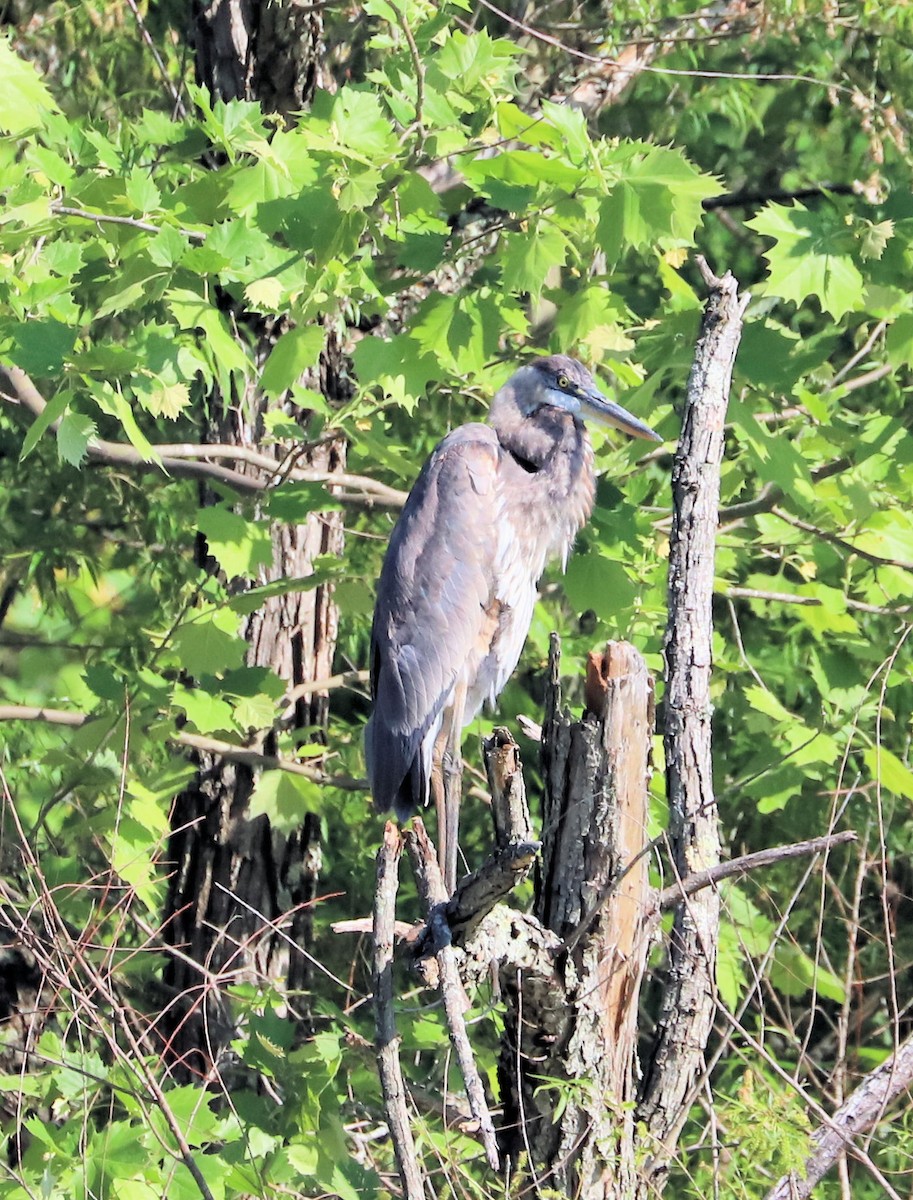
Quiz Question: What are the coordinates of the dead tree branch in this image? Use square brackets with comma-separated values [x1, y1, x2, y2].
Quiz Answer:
[655, 830, 858, 910]
[0, 366, 406, 508]
[636, 258, 749, 1184]
[764, 1034, 913, 1200]
[406, 821, 501, 1173]
[372, 825, 426, 1200]
[0, 704, 366, 790]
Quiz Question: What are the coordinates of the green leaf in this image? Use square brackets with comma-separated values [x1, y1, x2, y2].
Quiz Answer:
[125, 166, 162, 214]
[227, 569, 337, 614]
[743, 685, 793, 724]
[463, 149, 584, 195]
[171, 608, 247, 677]
[172, 684, 237, 735]
[863, 746, 913, 803]
[770, 945, 846, 1003]
[597, 144, 715, 259]
[352, 333, 442, 410]
[501, 223, 568, 299]
[57, 412, 96, 466]
[0, 36, 59, 133]
[166, 287, 251, 382]
[136, 377, 190, 420]
[540, 98, 591, 164]
[563, 553, 637, 623]
[89, 383, 160, 463]
[232, 693, 278, 731]
[19, 387, 72, 461]
[196, 507, 274, 580]
[746, 202, 865, 320]
[433, 27, 517, 90]
[268, 481, 343, 522]
[248, 770, 321, 834]
[330, 87, 398, 159]
[260, 326, 325, 397]
[9, 319, 76, 375]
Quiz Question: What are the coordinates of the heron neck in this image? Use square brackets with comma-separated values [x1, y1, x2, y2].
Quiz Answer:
[489, 395, 596, 557]
[490, 393, 584, 471]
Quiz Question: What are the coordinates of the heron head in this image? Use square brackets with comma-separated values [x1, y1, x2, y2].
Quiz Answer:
[515, 354, 662, 443]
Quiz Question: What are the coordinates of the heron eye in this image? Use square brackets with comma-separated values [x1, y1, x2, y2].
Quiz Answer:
[556, 374, 570, 390]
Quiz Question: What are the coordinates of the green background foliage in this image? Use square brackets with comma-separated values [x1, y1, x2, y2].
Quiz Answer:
[1, 0, 912, 1195]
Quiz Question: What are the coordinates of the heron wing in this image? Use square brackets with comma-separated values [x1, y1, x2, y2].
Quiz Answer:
[366, 424, 502, 819]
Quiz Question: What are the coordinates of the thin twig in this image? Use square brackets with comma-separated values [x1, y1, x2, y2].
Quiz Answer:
[772, 507, 913, 573]
[703, 183, 855, 210]
[724, 585, 822, 606]
[123, 0, 189, 119]
[763, 1034, 913, 1200]
[407, 821, 501, 1173]
[831, 320, 888, 387]
[50, 203, 206, 242]
[1, 366, 407, 508]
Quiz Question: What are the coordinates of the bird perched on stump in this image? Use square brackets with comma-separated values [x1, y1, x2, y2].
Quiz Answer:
[365, 354, 661, 890]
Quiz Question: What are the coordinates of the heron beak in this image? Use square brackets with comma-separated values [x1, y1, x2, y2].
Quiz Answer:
[580, 388, 663, 443]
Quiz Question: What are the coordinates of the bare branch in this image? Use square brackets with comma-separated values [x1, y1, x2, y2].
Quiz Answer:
[772, 507, 913, 573]
[372, 824, 427, 1200]
[406, 820, 501, 1173]
[50, 202, 205, 242]
[764, 1034, 913, 1200]
[1, 366, 407, 508]
[656, 831, 858, 911]
[123, 0, 189, 118]
[637, 258, 748, 1174]
[703, 182, 855, 210]
[724, 585, 822, 607]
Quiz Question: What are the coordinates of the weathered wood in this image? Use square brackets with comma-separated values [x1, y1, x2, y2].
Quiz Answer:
[436, 729, 538, 944]
[497, 638, 653, 1197]
[406, 821, 501, 1173]
[764, 1033, 913, 1200]
[636, 260, 749, 1184]
[486, 727, 535, 848]
[373, 824, 426, 1200]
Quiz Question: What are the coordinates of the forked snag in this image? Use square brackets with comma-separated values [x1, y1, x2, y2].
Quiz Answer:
[511, 637, 653, 1196]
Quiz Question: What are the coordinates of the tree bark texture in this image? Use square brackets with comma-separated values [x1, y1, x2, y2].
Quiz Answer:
[159, 3, 347, 1078]
[192, 0, 327, 109]
[636, 261, 749, 1184]
[495, 638, 653, 1197]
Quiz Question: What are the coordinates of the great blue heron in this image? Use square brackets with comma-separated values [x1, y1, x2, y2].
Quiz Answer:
[366, 354, 661, 889]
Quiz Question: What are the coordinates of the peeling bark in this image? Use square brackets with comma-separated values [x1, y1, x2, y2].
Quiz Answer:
[490, 639, 654, 1198]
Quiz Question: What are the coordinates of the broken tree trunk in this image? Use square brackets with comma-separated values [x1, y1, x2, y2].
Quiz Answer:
[498, 638, 654, 1197]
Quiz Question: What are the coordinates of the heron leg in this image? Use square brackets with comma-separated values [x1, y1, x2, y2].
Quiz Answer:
[430, 725, 448, 879]
[441, 686, 466, 894]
